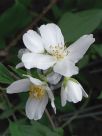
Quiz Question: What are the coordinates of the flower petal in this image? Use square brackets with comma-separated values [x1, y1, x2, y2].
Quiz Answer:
[67, 34, 95, 63]
[39, 23, 64, 53]
[82, 88, 88, 98]
[53, 59, 79, 77]
[61, 85, 67, 107]
[22, 52, 56, 70]
[26, 95, 48, 120]
[7, 79, 30, 94]
[23, 30, 44, 53]
[47, 72, 62, 85]
[24, 75, 43, 86]
[17, 48, 29, 59]
[66, 81, 82, 103]
[16, 62, 24, 69]
[46, 86, 56, 113]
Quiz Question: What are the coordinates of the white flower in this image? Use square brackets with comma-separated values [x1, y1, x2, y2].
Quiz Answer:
[7, 75, 56, 120]
[21, 29, 56, 70]
[46, 71, 62, 85]
[22, 23, 95, 77]
[16, 48, 29, 69]
[61, 78, 88, 106]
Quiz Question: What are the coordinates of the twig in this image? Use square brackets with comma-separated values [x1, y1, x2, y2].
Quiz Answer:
[45, 109, 56, 129]
[0, 0, 58, 58]
[76, 111, 102, 119]
[59, 104, 102, 120]
[61, 96, 91, 128]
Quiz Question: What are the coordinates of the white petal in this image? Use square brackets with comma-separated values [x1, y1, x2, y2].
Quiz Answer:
[67, 34, 95, 63]
[22, 52, 56, 70]
[66, 81, 83, 103]
[16, 62, 24, 69]
[7, 79, 30, 94]
[82, 88, 88, 98]
[24, 75, 43, 86]
[39, 23, 64, 53]
[46, 86, 56, 113]
[61, 85, 67, 107]
[47, 72, 62, 85]
[53, 59, 79, 77]
[26, 95, 48, 120]
[23, 30, 44, 53]
[17, 48, 29, 59]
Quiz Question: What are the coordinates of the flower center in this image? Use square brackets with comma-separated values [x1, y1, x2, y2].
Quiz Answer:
[29, 84, 45, 99]
[50, 45, 68, 60]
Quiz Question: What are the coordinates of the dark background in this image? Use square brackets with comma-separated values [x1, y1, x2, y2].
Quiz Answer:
[0, 0, 102, 136]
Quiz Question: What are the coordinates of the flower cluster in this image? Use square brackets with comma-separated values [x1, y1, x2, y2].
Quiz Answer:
[7, 23, 95, 120]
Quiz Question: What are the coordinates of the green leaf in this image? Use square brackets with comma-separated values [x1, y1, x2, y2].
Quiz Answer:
[9, 66, 26, 78]
[9, 122, 63, 136]
[55, 96, 76, 112]
[97, 91, 102, 99]
[0, 2, 31, 37]
[93, 44, 102, 57]
[77, 0, 102, 9]
[0, 108, 14, 119]
[0, 63, 15, 84]
[78, 55, 89, 69]
[16, 0, 32, 7]
[52, 5, 63, 19]
[0, 38, 5, 49]
[59, 9, 102, 42]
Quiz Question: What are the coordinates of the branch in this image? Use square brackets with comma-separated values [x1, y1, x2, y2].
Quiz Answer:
[0, 0, 58, 58]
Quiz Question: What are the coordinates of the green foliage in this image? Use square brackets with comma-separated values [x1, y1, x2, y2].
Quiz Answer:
[78, 55, 89, 69]
[0, 2, 31, 38]
[97, 91, 102, 99]
[0, 63, 14, 84]
[16, 0, 32, 7]
[9, 122, 63, 136]
[77, 0, 102, 9]
[59, 9, 102, 42]
[0, 38, 6, 48]
[1, 0, 102, 135]
[55, 96, 76, 112]
[93, 44, 102, 57]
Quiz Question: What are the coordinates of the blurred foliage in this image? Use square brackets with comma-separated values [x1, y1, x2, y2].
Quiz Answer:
[59, 10, 102, 42]
[9, 121, 63, 136]
[1, 0, 102, 136]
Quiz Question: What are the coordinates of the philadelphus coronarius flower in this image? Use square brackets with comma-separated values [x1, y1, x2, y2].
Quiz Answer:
[7, 75, 56, 120]
[7, 23, 95, 121]
[22, 23, 95, 77]
[61, 78, 88, 105]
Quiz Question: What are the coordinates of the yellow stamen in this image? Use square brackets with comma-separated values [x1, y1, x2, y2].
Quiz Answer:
[50, 45, 68, 60]
[29, 84, 45, 99]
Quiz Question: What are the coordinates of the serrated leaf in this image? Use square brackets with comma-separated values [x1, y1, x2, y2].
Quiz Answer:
[59, 9, 102, 42]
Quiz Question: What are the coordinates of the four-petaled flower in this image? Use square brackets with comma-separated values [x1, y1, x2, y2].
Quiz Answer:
[22, 23, 95, 77]
[7, 75, 56, 120]
[7, 23, 95, 120]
